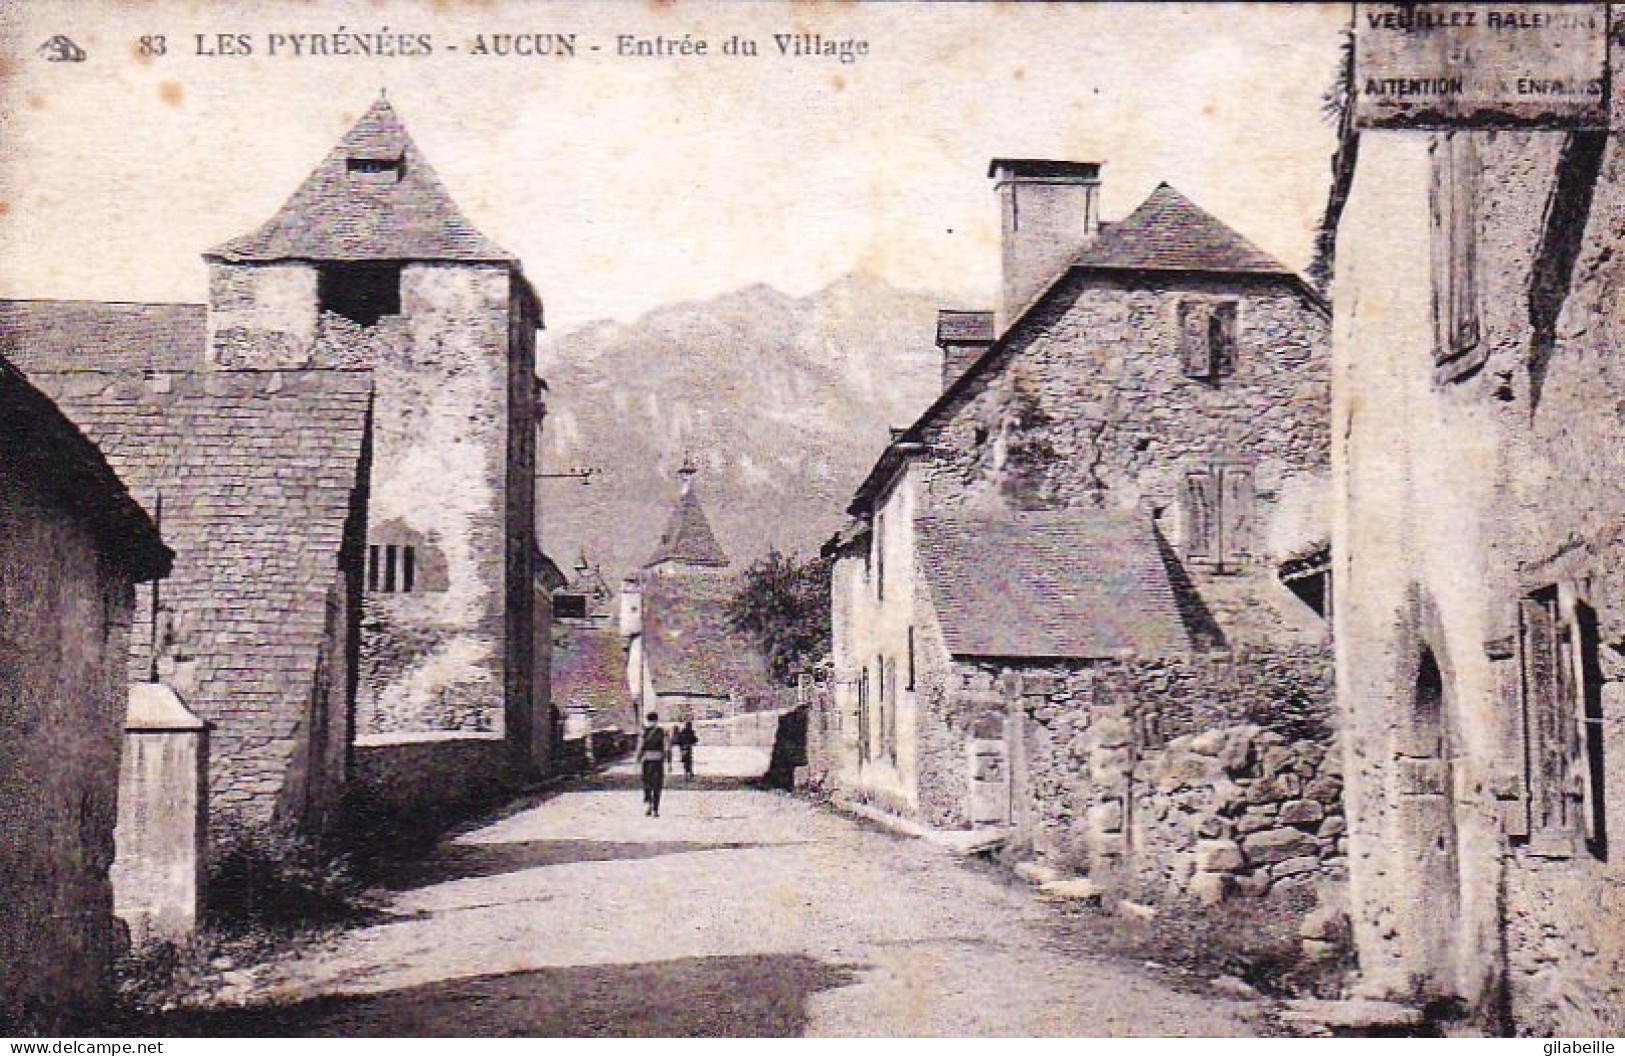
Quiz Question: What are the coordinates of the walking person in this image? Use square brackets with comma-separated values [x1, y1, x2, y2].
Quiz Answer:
[639, 712, 667, 817]
[668, 724, 679, 773]
[676, 721, 698, 779]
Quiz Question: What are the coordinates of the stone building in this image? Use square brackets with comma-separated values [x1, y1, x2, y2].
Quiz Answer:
[552, 552, 633, 754]
[0, 355, 171, 1029]
[823, 160, 1337, 901]
[621, 462, 775, 721]
[208, 97, 551, 771]
[1332, 127, 1625, 1031]
[8, 328, 375, 840]
[2, 97, 555, 842]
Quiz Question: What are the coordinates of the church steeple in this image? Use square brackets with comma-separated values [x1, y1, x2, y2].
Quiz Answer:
[644, 459, 730, 574]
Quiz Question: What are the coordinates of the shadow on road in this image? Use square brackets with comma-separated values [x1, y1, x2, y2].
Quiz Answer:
[138, 953, 859, 1037]
[385, 838, 768, 890]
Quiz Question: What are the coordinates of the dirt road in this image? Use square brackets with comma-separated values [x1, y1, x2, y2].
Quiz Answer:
[167, 747, 1264, 1036]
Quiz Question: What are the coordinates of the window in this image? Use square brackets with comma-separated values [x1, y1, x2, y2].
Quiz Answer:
[907, 626, 916, 691]
[874, 655, 886, 764]
[319, 262, 403, 327]
[1181, 461, 1253, 570]
[1179, 299, 1238, 380]
[1521, 586, 1606, 857]
[1431, 132, 1483, 382]
[880, 657, 899, 764]
[874, 512, 886, 602]
[347, 155, 406, 183]
[857, 666, 871, 765]
[553, 593, 588, 620]
[367, 543, 418, 594]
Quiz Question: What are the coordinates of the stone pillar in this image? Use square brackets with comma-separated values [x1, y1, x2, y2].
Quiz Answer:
[112, 683, 207, 947]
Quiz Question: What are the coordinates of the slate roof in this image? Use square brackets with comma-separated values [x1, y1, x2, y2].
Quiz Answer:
[915, 509, 1191, 660]
[645, 480, 731, 571]
[0, 300, 206, 372]
[209, 98, 514, 264]
[1071, 183, 1291, 276]
[536, 549, 569, 593]
[552, 623, 631, 727]
[0, 355, 171, 581]
[27, 369, 373, 770]
[642, 573, 775, 698]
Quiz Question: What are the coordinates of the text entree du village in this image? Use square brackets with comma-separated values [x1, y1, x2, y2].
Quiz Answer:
[192, 28, 870, 65]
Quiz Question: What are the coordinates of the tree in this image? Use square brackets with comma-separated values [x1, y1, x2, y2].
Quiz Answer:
[727, 548, 832, 685]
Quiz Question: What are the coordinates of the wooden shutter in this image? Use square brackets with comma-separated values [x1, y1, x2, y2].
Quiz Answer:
[858, 667, 870, 764]
[1179, 301, 1215, 378]
[1572, 602, 1605, 848]
[1521, 591, 1569, 837]
[884, 658, 898, 762]
[1430, 133, 1484, 379]
[1218, 464, 1255, 567]
[1182, 469, 1217, 560]
[1210, 302, 1238, 376]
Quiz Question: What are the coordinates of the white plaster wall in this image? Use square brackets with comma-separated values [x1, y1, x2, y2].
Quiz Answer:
[1333, 132, 1508, 1005]
[207, 262, 318, 366]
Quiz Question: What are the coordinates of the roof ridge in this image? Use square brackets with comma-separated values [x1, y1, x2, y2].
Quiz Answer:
[0, 298, 204, 309]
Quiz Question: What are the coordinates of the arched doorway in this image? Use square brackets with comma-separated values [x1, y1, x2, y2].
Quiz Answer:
[1402, 645, 1464, 996]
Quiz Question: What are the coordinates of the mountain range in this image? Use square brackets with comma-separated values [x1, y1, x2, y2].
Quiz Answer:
[537, 272, 953, 586]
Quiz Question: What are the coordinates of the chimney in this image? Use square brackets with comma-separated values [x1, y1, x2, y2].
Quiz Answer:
[990, 159, 1102, 334]
[936, 309, 995, 392]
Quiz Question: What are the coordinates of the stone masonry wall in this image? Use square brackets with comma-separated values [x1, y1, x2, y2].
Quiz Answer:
[355, 265, 515, 735]
[214, 261, 518, 736]
[1002, 649, 1342, 922]
[0, 467, 135, 1029]
[917, 271, 1331, 649]
[1336, 130, 1625, 1031]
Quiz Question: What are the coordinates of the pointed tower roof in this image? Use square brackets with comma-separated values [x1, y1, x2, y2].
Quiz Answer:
[1072, 183, 1289, 275]
[208, 97, 514, 264]
[645, 461, 730, 572]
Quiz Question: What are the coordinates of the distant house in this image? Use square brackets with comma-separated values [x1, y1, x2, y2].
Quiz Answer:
[829, 509, 1189, 823]
[551, 552, 633, 742]
[824, 160, 1334, 898]
[0, 355, 170, 1030]
[621, 462, 776, 721]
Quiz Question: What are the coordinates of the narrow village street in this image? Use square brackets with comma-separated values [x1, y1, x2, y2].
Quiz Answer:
[166, 747, 1264, 1037]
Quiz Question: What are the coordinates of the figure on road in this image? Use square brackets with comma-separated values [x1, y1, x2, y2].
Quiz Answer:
[639, 712, 667, 816]
[676, 721, 698, 779]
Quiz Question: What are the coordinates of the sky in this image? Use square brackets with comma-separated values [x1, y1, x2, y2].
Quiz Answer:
[0, 1, 1349, 335]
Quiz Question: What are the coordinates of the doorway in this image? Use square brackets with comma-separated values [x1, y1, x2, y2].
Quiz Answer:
[1401, 645, 1464, 996]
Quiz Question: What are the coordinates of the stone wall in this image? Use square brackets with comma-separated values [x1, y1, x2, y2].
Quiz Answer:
[350, 731, 513, 831]
[1334, 129, 1625, 1031]
[916, 271, 1331, 650]
[34, 370, 373, 844]
[352, 265, 517, 735]
[993, 650, 1342, 917]
[0, 467, 136, 1029]
[693, 708, 786, 748]
[212, 260, 530, 740]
